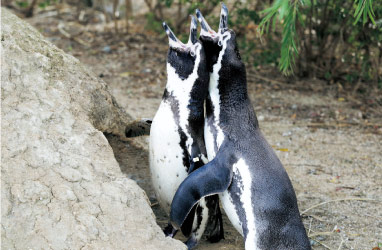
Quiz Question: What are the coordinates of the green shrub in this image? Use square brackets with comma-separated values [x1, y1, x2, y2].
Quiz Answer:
[259, 0, 381, 86]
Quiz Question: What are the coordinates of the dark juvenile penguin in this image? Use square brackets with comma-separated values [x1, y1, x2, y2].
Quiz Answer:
[149, 17, 223, 248]
[125, 118, 152, 137]
[170, 5, 311, 250]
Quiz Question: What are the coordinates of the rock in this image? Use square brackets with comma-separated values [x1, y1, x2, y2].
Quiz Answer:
[1, 8, 185, 250]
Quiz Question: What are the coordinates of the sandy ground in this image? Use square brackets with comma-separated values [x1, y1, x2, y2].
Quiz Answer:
[22, 9, 382, 249]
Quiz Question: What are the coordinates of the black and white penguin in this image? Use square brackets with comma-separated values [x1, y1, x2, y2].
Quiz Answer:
[149, 17, 223, 248]
[170, 5, 311, 250]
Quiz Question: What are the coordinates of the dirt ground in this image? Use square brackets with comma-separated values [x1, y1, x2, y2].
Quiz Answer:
[18, 6, 382, 249]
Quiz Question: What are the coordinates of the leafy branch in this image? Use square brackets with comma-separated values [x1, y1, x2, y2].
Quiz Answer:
[353, 0, 376, 25]
[259, 0, 310, 75]
[259, 0, 377, 75]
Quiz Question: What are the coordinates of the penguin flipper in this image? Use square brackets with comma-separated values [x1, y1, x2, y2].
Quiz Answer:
[170, 151, 233, 229]
[125, 118, 152, 137]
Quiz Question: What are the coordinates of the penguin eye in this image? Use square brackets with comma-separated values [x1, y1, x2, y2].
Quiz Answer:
[190, 50, 195, 57]
[218, 40, 222, 47]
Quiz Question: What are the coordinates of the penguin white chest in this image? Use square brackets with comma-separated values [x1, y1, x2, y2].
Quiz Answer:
[204, 84, 225, 160]
[220, 158, 259, 249]
[149, 101, 189, 214]
[204, 118, 216, 160]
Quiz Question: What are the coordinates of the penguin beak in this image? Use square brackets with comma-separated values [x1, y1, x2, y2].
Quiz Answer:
[218, 3, 228, 34]
[163, 22, 186, 49]
[163, 22, 178, 43]
[188, 15, 198, 45]
[195, 9, 217, 38]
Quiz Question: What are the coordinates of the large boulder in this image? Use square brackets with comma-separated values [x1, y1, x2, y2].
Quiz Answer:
[1, 8, 185, 250]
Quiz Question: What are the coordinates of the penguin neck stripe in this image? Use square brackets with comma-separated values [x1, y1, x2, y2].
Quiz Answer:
[208, 32, 231, 150]
[234, 159, 258, 249]
[165, 45, 202, 154]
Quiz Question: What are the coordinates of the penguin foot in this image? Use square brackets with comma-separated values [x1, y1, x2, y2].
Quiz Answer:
[163, 223, 178, 238]
[185, 235, 198, 250]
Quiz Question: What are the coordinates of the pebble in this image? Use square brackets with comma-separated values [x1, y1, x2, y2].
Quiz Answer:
[310, 239, 318, 246]
[282, 131, 292, 137]
[102, 46, 111, 53]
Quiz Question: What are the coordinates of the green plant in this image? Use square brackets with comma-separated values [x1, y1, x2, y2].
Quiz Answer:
[354, 0, 376, 25]
[14, 0, 58, 17]
[16, 1, 29, 8]
[259, 0, 311, 75]
[258, 0, 381, 86]
[38, 0, 55, 9]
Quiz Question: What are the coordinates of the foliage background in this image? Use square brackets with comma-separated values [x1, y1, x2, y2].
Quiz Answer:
[144, 0, 382, 90]
[5, 0, 382, 91]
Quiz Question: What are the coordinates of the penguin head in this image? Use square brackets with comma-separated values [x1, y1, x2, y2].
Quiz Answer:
[163, 17, 205, 81]
[196, 4, 242, 72]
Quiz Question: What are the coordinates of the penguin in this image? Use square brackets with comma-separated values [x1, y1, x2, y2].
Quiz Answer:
[125, 118, 152, 137]
[170, 5, 311, 250]
[149, 17, 224, 248]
